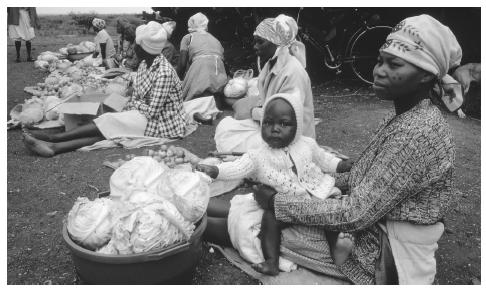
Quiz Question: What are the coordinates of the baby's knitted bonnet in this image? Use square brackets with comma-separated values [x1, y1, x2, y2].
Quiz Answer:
[262, 90, 303, 145]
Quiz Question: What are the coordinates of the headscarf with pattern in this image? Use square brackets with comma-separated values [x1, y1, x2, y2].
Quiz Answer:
[380, 14, 463, 110]
[188, 12, 209, 33]
[92, 18, 106, 30]
[254, 14, 306, 69]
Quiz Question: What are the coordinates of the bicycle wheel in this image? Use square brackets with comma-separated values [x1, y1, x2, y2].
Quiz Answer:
[347, 26, 392, 85]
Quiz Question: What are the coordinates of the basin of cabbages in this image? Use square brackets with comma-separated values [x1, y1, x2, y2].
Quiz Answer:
[62, 214, 207, 284]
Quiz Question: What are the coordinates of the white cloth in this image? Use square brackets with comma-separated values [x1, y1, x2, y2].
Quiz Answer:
[215, 117, 262, 153]
[227, 193, 297, 272]
[93, 110, 147, 139]
[183, 96, 221, 124]
[8, 9, 35, 41]
[385, 220, 444, 284]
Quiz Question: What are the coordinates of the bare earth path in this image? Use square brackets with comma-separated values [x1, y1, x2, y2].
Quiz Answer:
[7, 39, 480, 285]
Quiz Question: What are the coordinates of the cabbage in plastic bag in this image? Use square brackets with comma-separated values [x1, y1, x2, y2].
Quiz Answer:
[156, 170, 210, 223]
[106, 193, 195, 254]
[224, 78, 248, 99]
[60, 83, 83, 99]
[44, 96, 63, 121]
[109, 156, 168, 202]
[66, 197, 115, 250]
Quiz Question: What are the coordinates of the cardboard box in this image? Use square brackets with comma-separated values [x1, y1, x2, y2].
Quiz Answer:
[57, 92, 128, 131]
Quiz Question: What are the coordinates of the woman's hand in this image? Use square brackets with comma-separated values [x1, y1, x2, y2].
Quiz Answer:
[336, 158, 355, 173]
[253, 184, 278, 210]
[195, 164, 219, 179]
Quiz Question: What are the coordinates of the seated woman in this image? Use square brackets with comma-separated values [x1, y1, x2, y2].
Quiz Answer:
[204, 14, 462, 284]
[91, 18, 117, 68]
[214, 15, 314, 153]
[115, 18, 140, 70]
[177, 12, 228, 101]
[23, 21, 187, 157]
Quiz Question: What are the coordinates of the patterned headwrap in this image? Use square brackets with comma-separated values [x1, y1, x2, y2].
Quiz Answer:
[254, 14, 306, 69]
[253, 14, 298, 47]
[380, 14, 463, 110]
[188, 12, 209, 33]
[92, 18, 106, 30]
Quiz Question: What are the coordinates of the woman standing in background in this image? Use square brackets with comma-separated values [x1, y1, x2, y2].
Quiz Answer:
[8, 7, 40, 62]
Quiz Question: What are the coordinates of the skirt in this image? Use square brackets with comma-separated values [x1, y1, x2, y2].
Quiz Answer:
[93, 110, 147, 139]
[182, 55, 227, 101]
[9, 9, 35, 41]
[214, 117, 263, 153]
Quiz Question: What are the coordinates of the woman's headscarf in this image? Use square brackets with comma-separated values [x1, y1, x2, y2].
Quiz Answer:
[188, 12, 208, 33]
[92, 18, 106, 30]
[253, 14, 306, 68]
[380, 14, 463, 109]
[135, 21, 167, 55]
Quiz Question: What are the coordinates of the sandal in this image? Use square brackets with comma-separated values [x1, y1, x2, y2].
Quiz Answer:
[27, 57, 35, 62]
[15, 58, 21, 63]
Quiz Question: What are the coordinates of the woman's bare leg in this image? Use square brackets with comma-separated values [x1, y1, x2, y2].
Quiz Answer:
[27, 122, 103, 142]
[203, 216, 232, 246]
[23, 133, 104, 157]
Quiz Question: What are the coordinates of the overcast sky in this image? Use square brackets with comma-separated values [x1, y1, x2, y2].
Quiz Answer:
[36, 7, 153, 15]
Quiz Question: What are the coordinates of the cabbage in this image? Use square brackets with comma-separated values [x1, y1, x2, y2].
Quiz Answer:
[44, 96, 63, 120]
[80, 41, 96, 52]
[156, 170, 210, 223]
[110, 156, 168, 201]
[59, 47, 68, 55]
[38, 54, 58, 63]
[107, 194, 194, 254]
[34, 60, 50, 71]
[60, 83, 83, 99]
[66, 197, 115, 250]
[18, 97, 45, 125]
[56, 60, 72, 71]
[224, 78, 248, 99]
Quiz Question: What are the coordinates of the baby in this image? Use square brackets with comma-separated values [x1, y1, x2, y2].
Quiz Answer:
[197, 92, 354, 275]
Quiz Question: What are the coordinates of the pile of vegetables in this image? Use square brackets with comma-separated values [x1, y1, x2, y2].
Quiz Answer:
[66, 155, 211, 255]
[59, 41, 97, 55]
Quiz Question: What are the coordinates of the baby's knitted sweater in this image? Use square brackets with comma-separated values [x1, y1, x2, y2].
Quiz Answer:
[216, 136, 342, 199]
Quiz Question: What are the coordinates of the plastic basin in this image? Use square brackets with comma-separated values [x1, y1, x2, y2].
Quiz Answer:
[62, 214, 207, 284]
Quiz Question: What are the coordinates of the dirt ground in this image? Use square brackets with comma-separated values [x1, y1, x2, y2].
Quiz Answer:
[7, 33, 480, 285]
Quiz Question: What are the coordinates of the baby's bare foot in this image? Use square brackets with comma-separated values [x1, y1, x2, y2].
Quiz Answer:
[251, 260, 280, 276]
[333, 232, 354, 266]
[23, 133, 55, 157]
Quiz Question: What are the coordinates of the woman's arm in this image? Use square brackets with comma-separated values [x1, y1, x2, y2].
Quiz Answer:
[274, 135, 438, 232]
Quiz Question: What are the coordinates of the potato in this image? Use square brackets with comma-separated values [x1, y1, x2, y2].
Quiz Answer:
[175, 158, 184, 164]
[147, 149, 154, 156]
[166, 150, 174, 157]
[160, 145, 168, 151]
[175, 149, 184, 157]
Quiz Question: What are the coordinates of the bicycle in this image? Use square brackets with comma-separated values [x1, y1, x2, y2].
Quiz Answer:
[297, 8, 392, 85]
